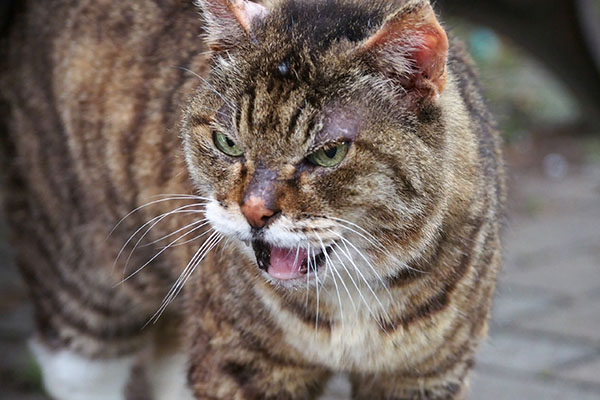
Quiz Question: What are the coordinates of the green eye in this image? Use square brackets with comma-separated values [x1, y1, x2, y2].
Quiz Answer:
[213, 131, 243, 157]
[307, 142, 349, 167]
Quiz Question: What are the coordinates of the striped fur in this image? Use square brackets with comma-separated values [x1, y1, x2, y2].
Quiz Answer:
[1, 0, 505, 399]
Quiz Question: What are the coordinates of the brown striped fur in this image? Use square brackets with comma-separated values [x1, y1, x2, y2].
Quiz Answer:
[1, 0, 505, 399]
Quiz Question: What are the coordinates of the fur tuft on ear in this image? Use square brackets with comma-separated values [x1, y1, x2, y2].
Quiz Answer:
[196, 0, 269, 51]
[359, 0, 449, 99]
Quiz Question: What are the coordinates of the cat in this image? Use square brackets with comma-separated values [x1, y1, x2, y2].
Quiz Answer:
[0, 0, 505, 399]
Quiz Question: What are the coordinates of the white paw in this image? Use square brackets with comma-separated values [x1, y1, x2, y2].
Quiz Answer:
[150, 353, 195, 400]
[30, 339, 136, 400]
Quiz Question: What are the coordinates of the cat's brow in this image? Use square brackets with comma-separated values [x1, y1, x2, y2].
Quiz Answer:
[313, 105, 362, 145]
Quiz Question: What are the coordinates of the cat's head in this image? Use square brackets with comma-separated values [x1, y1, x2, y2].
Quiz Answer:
[183, 0, 452, 287]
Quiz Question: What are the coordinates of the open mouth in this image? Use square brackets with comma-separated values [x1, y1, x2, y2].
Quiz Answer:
[251, 240, 332, 281]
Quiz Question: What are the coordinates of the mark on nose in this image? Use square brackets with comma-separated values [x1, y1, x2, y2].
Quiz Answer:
[241, 195, 276, 229]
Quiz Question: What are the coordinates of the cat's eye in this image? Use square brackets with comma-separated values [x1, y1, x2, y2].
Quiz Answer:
[307, 142, 349, 167]
[213, 131, 243, 157]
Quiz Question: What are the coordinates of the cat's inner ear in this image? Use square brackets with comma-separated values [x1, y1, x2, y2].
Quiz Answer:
[359, 0, 449, 98]
[197, 0, 269, 51]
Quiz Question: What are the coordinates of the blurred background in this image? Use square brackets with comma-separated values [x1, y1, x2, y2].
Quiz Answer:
[442, 1, 600, 398]
[1, 0, 599, 399]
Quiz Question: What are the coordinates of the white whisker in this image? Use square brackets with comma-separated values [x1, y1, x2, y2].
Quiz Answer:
[312, 247, 321, 334]
[147, 231, 222, 326]
[334, 222, 386, 252]
[332, 242, 387, 326]
[117, 221, 210, 285]
[319, 236, 344, 327]
[141, 218, 209, 247]
[166, 227, 213, 248]
[329, 229, 393, 300]
[331, 217, 426, 276]
[328, 246, 358, 313]
[305, 246, 310, 310]
[119, 204, 206, 272]
[163, 231, 221, 305]
[331, 234, 392, 324]
[327, 216, 384, 248]
[108, 195, 207, 238]
[150, 194, 211, 201]
[218, 236, 232, 257]
[318, 235, 358, 317]
[174, 66, 238, 112]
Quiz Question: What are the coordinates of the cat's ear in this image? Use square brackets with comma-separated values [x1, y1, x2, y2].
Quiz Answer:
[359, 0, 448, 99]
[196, 0, 269, 51]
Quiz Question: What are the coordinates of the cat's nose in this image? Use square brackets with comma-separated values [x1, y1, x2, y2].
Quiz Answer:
[240, 196, 279, 229]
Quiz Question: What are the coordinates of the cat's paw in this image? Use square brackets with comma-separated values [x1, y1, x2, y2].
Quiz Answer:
[30, 338, 136, 400]
[150, 352, 195, 400]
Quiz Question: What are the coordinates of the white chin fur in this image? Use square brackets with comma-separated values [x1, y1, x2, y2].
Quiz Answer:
[30, 339, 135, 400]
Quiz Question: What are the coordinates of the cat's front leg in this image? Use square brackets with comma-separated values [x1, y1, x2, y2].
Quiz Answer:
[350, 369, 470, 400]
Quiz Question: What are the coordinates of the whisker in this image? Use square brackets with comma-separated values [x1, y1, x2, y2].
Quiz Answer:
[113, 202, 205, 268]
[319, 236, 344, 327]
[293, 245, 301, 271]
[108, 195, 207, 238]
[334, 222, 387, 254]
[312, 247, 321, 334]
[119, 204, 206, 272]
[164, 231, 221, 304]
[147, 231, 222, 326]
[318, 235, 357, 315]
[332, 242, 387, 325]
[329, 230, 393, 300]
[328, 245, 358, 313]
[141, 218, 209, 247]
[218, 236, 232, 257]
[150, 194, 212, 200]
[117, 221, 210, 285]
[326, 216, 384, 247]
[174, 66, 238, 112]
[331, 234, 392, 324]
[330, 217, 426, 276]
[168, 232, 222, 305]
[305, 246, 310, 311]
[342, 237, 393, 301]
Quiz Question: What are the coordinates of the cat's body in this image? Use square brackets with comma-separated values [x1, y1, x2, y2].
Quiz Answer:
[1, 0, 505, 399]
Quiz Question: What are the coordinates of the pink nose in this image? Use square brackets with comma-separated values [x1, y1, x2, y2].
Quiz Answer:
[240, 196, 275, 229]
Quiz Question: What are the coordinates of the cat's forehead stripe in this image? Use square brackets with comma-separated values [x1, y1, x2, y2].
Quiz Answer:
[236, 78, 313, 142]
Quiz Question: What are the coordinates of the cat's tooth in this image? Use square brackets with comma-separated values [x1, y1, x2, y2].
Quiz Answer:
[300, 261, 308, 274]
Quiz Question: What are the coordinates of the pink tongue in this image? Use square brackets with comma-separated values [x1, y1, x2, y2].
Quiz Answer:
[268, 247, 308, 280]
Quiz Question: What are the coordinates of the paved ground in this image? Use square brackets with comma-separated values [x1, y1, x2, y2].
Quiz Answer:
[468, 162, 600, 400]
[1, 141, 599, 399]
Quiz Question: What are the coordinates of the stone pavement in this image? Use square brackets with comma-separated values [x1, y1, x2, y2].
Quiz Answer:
[1, 161, 600, 399]
[468, 164, 600, 400]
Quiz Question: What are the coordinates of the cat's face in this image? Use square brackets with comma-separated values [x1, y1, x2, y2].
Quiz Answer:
[182, 0, 449, 287]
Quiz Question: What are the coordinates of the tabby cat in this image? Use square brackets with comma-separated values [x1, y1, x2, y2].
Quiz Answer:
[0, 0, 505, 399]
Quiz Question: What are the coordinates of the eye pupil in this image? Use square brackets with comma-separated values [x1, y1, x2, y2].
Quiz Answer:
[324, 147, 337, 158]
[225, 137, 235, 148]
